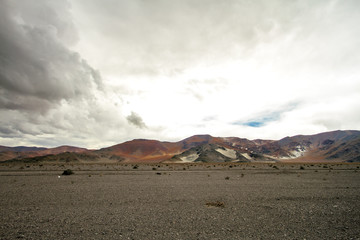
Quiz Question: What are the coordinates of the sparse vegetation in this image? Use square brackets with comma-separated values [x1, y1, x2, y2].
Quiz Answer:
[206, 201, 225, 208]
[1, 161, 359, 240]
[62, 169, 74, 175]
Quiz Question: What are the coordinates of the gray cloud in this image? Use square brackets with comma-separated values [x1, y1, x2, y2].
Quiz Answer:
[0, 0, 131, 148]
[0, 0, 102, 112]
[127, 112, 147, 129]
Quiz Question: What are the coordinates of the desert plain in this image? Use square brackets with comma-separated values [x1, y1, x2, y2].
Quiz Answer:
[1, 162, 360, 240]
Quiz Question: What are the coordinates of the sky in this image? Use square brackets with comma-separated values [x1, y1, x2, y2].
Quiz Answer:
[1, 0, 360, 148]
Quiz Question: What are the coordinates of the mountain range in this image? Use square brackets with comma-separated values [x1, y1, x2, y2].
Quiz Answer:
[1, 130, 360, 163]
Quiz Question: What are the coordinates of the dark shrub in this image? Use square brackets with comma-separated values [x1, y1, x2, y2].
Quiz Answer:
[62, 169, 74, 175]
[206, 201, 225, 208]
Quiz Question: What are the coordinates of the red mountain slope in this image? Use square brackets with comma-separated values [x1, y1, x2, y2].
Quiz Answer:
[98, 139, 183, 162]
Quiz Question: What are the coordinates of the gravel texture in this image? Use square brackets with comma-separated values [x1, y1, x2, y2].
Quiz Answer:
[0, 163, 360, 239]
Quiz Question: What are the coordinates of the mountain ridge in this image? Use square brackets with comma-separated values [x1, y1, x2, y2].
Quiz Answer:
[1, 130, 360, 163]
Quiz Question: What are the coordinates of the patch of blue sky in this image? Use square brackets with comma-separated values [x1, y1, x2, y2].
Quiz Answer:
[235, 115, 277, 128]
[243, 121, 265, 127]
[232, 102, 299, 128]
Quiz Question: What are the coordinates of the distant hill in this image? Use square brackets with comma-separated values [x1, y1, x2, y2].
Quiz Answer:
[0, 145, 88, 163]
[1, 130, 360, 163]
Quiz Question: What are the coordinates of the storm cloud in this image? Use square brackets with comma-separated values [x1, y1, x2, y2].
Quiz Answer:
[0, 0, 102, 112]
[0, 0, 132, 147]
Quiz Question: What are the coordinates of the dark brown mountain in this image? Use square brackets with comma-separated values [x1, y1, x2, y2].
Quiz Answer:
[273, 130, 360, 162]
[1, 130, 359, 163]
[0, 146, 47, 152]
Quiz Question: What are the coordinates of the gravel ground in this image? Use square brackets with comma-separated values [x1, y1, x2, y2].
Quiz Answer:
[0, 164, 359, 239]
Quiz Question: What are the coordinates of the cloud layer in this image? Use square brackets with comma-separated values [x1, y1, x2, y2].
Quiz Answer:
[1, 0, 360, 148]
[0, 0, 131, 148]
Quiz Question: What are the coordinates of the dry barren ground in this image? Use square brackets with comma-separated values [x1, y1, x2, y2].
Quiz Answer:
[0, 163, 360, 239]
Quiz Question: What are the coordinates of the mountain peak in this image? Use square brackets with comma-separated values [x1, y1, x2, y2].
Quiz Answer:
[182, 134, 214, 142]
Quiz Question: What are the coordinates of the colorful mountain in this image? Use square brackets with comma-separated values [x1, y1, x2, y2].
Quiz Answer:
[1, 130, 359, 163]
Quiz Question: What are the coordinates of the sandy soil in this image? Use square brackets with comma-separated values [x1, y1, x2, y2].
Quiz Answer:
[0, 163, 359, 239]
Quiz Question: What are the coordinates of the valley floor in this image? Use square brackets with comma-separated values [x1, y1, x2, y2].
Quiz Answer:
[0, 163, 359, 239]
